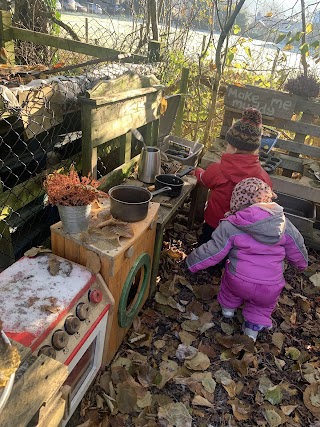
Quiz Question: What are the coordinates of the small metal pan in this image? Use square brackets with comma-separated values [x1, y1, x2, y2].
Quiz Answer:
[155, 166, 194, 198]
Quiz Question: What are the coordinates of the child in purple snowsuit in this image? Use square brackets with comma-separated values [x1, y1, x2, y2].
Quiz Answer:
[186, 177, 308, 341]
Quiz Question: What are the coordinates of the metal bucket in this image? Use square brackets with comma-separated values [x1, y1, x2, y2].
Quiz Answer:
[58, 205, 91, 233]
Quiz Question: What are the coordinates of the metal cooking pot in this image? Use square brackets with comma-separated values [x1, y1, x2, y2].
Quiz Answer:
[109, 185, 171, 222]
[155, 166, 194, 198]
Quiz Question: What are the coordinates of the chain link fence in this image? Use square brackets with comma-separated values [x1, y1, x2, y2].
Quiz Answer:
[1, 0, 319, 270]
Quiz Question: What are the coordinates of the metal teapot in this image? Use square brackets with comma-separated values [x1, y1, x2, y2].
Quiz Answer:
[138, 146, 161, 184]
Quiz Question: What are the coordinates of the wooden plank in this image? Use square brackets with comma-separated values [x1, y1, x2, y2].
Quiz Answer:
[0, 11, 14, 64]
[50, 226, 65, 259]
[0, 221, 14, 271]
[119, 132, 132, 164]
[86, 72, 161, 98]
[80, 86, 160, 107]
[0, 354, 68, 427]
[271, 175, 320, 204]
[174, 67, 189, 137]
[80, 89, 163, 155]
[151, 119, 160, 146]
[81, 102, 96, 177]
[276, 154, 304, 173]
[295, 112, 314, 143]
[276, 138, 320, 157]
[296, 97, 320, 116]
[98, 154, 140, 192]
[7, 26, 146, 63]
[225, 84, 296, 120]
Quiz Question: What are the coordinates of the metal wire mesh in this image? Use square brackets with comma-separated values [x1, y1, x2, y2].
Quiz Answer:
[1, 0, 318, 270]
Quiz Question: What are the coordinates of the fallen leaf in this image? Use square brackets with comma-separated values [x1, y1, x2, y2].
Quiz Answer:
[176, 344, 198, 361]
[265, 385, 283, 405]
[192, 395, 214, 408]
[116, 382, 137, 414]
[285, 347, 301, 361]
[303, 383, 320, 416]
[136, 390, 152, 408]
[272, 332, 285, 350]
[280, 405, 297, 415]
[194, 372, 216, 393]
[264, 408, 283, 427]
[158, 360, 179, 389]
[228, 398, 251, 421]
[274, 357, 286, 371]
[184, 352, 210, 371]
[198, 343, 216, 359]
[158, 402, 192, 427]
[259, 376, 274, 395]
[290, 309, 297, 325]
[221, 322, 235, 335]
[24, 246, 51, 257]
[200, 322, 215, 334]
[154, 339, 166, 349]
[179, 330, 196, 346]
[310, 272, 320, 287]
[181, 319, 201, 332]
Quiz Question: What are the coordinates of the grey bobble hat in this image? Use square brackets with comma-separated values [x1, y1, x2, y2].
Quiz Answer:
[226, 107, 262, 151]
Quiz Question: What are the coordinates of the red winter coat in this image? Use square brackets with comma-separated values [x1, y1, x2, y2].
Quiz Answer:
[195, 153, 273, 229]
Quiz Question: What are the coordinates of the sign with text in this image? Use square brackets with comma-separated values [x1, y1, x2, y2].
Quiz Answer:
[225, 85, 296, 120]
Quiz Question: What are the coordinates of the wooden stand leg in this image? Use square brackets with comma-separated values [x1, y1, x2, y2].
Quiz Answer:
[149, 225, 163, 297]
[0, 221, 14, 271]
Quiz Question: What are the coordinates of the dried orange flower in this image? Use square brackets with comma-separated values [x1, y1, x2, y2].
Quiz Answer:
[43, 165, 107, 206]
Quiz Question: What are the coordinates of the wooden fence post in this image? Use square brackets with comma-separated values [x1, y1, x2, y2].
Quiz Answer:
[85, 17, 89, 43]
[148, 40, 162, 62]
[0, 10, 15, 64]
[119, 132, 132, 164]
[174, 67, 189, 137]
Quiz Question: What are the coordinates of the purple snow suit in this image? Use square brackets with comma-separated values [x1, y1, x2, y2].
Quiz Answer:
[186, 203, 308, 327]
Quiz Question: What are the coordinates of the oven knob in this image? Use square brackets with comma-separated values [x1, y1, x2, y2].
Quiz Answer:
[76, 302, 90, 320]
[65, 315, 81, 335]
[52, 329, 69, 350]
[38, 345, 56, 359]
[89, 289, 103, 304]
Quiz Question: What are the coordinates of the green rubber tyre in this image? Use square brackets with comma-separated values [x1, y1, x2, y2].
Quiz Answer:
[118, 253, 151, 328]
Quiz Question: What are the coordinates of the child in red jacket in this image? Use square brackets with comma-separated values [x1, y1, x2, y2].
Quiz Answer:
[195, 107, 272, 246]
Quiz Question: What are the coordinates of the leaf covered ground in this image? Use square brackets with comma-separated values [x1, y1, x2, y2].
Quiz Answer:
[71, 207, 320, 427]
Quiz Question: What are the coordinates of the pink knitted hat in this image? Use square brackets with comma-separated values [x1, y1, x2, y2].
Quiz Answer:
[230, 178, 277, 214]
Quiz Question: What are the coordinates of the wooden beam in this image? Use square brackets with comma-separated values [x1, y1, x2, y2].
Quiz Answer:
[119, 132, 132, 164]
[174, 67, 189, 137]
[6, 26, 146, 63]
[0, 354, 68, 427]
[0, 11, 14, 64]
[271, 175, 320, 204]
[98, 154, 140, 191]
[276, 138, 320, 157]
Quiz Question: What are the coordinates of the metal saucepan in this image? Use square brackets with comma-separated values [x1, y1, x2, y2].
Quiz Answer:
[109, 185, 172, 222]
[155, 166, 194, 198]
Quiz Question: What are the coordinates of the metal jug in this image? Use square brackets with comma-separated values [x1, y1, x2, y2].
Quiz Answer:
[138, 146, 161, 184]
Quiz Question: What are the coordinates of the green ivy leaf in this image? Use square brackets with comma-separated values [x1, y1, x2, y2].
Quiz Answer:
[244, 46, 252, 58]
[233, 24, 241, 35]
[300, 43, 309, 55]
[276, 33, 287, 44]
[306, 23, 313, 34]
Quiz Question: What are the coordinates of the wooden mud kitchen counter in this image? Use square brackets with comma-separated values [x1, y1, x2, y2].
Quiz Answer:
[51, 202, 159, 366]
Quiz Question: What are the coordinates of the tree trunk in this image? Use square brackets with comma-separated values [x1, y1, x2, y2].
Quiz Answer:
[300, 0, 308, 77]
[149, 0, 159, 41]
[203, 0, 246, 147]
